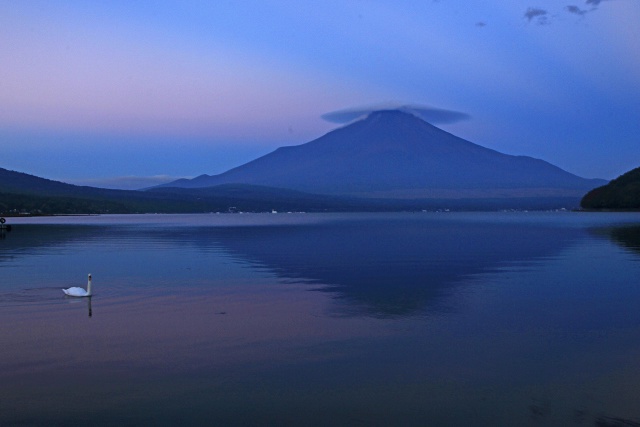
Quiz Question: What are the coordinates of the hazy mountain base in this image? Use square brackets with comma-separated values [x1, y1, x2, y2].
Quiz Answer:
[150, 184, 585, 211]
[0, 163, 589, 215]
[0, 187, 582, 215]
[350, 187, 588, 199]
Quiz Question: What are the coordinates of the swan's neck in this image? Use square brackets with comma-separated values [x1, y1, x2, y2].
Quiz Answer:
[87, 277, 92, 296]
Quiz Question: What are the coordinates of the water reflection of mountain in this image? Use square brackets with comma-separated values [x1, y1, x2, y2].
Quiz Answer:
[200, 217, 586, 318]
[1, 218, 588, 318]
[607, 225, 640, 256]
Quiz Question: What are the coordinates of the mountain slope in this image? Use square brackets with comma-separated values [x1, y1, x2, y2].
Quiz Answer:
[0, 167, 106, 196]
[0, 168, 234, 214]
[159, 110, 604, 198]
[581, 166, 640, 210]
[1, 167, 445, 213]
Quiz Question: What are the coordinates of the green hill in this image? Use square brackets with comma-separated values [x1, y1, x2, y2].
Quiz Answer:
[581, 167, 640, 210]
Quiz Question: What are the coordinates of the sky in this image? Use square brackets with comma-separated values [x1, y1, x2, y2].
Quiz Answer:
[1, 0, 639, 189]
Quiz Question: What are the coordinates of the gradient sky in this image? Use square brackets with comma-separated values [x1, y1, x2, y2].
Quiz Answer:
[1, 0, 639, 189]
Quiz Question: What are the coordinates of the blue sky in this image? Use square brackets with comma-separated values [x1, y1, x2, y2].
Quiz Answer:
[1, 0, 638, 189]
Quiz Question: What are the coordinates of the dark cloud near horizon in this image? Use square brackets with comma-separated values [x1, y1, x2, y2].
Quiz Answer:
[322, 104, 471, 125]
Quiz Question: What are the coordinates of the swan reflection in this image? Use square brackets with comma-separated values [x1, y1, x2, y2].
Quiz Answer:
[65, 294, 93, 317]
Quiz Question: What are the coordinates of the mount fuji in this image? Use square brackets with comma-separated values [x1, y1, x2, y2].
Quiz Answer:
[158, 110, 604, 200]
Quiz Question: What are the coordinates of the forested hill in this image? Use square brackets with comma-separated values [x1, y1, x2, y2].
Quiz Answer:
[0, 167, 361, 214]
[0, 167, 116, 197]
[581, 167, 640, 210]
[0, 166, 599, 215]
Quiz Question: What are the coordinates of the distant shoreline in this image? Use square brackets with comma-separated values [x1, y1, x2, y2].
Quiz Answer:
[5, 208, 640, 218]
[0, 213, 98, 218]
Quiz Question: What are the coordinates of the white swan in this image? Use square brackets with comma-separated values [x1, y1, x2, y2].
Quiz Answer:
[63, 274, 93, 297]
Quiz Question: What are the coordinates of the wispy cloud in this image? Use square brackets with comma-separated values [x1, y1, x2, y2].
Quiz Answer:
[565, 0, 614, 17]
[566, 5, 589, 15]
[524, 7, 549, 24]
[526, 0, 619, 24]
[322, 103, 470, 125]
[584, 0, 618, 10]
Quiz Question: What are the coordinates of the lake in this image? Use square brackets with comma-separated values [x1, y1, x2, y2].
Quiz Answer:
[1, 212, 640, 426]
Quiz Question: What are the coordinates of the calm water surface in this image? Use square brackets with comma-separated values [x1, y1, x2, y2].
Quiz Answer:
[1, 212, 640, 426]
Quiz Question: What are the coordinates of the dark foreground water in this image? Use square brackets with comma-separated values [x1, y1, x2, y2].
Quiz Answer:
[2, 212, 640, 426]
